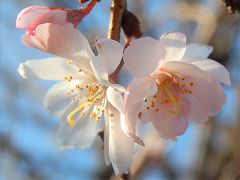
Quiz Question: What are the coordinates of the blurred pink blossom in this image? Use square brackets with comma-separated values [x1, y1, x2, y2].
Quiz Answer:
[122, 32, 231, 146]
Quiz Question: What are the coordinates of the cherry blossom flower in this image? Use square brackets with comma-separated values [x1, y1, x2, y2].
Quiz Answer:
[16, 0, 98, 35]
[122, 32, 231, 146]
[18, 23, 135, 174]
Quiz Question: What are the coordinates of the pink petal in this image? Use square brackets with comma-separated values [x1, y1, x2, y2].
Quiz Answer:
[164, 61, 212, 82]
[121, 98, 144, 146]
[159, 32, 186, 62]
[26, 10, 67, 35]
[185, 95, 209, 122]
[123, 37, 165, 77]
[150, 97, 189, 139]
[187, 76, 226, 116]
[127, 76, 157, 104]
[16, 6, 50, 28]
[22, 23, 94, 61]
[190, 59, 231, 85]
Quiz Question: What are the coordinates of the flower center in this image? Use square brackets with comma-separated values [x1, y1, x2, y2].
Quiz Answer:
[67, 81, 106, 125]
[63, 59, 106, 126]
[141, 70, 194, 117]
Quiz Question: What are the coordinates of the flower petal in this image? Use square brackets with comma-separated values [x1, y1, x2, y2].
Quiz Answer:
[44, 80, 86, 117]
[107, 106, 135, 175]
[90, 56, 109, 82]
[127, 76, 157, 104]
[18, 57, 80, 80]
[185, 95, 209, 122]
[95, 38, 123, 74]
[189, 77, 226, 116]
[159, 32, 186, 62]
[57, 102, 99, 149]
[22, 23, 94, 61]
[164, 61, 212, 82]
[122, 93, 145, 146]
[183, 43, 213, 59]
[123, 37, 165, 77]
[106, 86, 124, 113]
[16, 6, 50, 28]
[190, 59, 231, 85]
[150, 97, 189, 139]
[26, 10, 67, 35]
[104, 111, 110, 165]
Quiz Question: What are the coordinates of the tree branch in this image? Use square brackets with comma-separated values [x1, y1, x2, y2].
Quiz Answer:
[108, 0, 126, 83]
[107, 0, 126, 41]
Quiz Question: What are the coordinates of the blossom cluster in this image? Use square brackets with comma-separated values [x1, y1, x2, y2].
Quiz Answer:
[16, 5, 230, 175]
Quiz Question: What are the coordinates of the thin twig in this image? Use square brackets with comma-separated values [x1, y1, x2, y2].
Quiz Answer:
[107, 0, 126, 41]
[108, 0, 126, 83]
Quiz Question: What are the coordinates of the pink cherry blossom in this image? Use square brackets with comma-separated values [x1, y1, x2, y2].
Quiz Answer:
[122, 32, 231, 146]
[16, 0, 98, 35]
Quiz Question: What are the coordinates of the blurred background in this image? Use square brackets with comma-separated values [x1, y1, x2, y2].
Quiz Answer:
[0, 0, 240, 179]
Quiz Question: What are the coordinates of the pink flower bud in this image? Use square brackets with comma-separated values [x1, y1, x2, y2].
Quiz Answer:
[16, 0, 98, 35]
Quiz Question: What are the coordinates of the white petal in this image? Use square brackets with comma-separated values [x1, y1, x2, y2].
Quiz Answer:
[18, 57, 80, 80]
[57, 102, 99, 149]
[164, 61, 212, 82]
[106, 86, 124, 113]
[95, 38, 123, 74]
[159, 32, 186, 62]
[90, 56, 109, 82]
[107, 107, 135, 175]
[44, 80, 84, 117]
[190, 59, 231, 85]
[123, 37, 165, 77]
[183, 43, 213, 59]
[104, 111, 110, 165]
[22, 23, 94, 62]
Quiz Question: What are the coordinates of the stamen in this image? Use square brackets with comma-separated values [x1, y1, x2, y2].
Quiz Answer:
[67, 103, 85, 126]
[164, 87, 180, 116]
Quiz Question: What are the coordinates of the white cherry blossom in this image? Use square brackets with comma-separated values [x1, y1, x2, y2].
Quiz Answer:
[18, 23, 135, 174]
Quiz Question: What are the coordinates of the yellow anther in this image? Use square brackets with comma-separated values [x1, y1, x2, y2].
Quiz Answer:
[68, 119, 76, 126]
